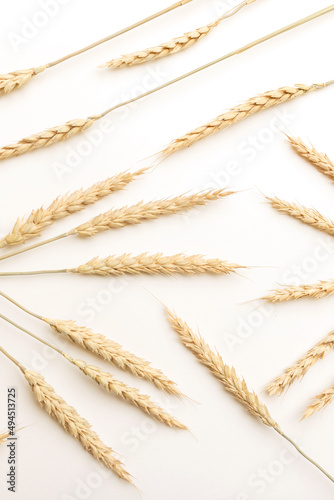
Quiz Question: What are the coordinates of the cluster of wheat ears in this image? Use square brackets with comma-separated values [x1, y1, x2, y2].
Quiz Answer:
[1, 0, 334, 491]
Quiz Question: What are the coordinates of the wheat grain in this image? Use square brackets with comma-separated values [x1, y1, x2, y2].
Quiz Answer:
[160, 84, 322, 158]
[70, 189, 232, 237]
[0, 116, 100, 161]
[165, 308, 280, 429]
[261, 279, 334, 303]
[0, 168, 146, 248]
[267, 329, 334, 396]
[43, 318, 183, 397]
[63, 354, 186, 429]
[303, 384, 334, 418]
[0, 66, 46, 95]
[24, 369, 132, 482]
[266, 195, 334, 236]
[285, 133, 334, 180]
[71, 253, 244, 276]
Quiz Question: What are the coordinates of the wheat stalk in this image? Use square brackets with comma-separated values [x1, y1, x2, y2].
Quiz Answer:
[160, 84, 325, 158]
[0, 168, 147, 248]
[285, 133, 334, 181]
[0, 66, 47, 95]
[265, 195, 334, 236]
[100, 0, 255, 68]
[0, 189, 232, 262]
[1, 7, 333, 160]
[303, 384, 334, 419]
[164, 308, 334, 482]
[0, 311, 186, 427]
[261, 279, 334, 303]
[24, 369, 132, 482]
[43, 318, 184, 398]
[266, 329, 334, 396]
[0, 1, 192, 97]
[63, 354, 186, 429]
[0, 344, 131, 482]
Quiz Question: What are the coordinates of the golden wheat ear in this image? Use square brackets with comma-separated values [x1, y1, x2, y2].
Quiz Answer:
[302, 384, 334, 419]
[0, 66, 47, 95]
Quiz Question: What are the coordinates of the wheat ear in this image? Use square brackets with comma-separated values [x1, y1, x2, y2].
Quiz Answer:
[160, 84, 325, 158]
[0, 344, 131, 483]
[261, 279, 334, 303]
[0, 253, 244, 278]
[43, 318, 184, 398]
[0, 116, 100, 161]
[285, 133, 334, 181]
[0, 189, 232, 262]
[165, 308, 334, 483]
[100, 0, 254, 68]
[0, 65, 47, 95]
[303, 384, 334, 419]
[24, 370, 132, 482]
[0, 311, 185, 428]
[0, 168, 147, 248]
[267, 330, 334, 396]
[63, 354, 186, 429]
[265, 195, 334, 237]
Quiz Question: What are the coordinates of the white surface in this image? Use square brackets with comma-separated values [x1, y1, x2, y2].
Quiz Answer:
[1, 0, 334, 498]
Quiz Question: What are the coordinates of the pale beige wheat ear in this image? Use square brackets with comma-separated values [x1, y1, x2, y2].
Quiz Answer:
[265, 195, 334, 237]
[261, 279, 334, 303]
[23, 369, 132, 483]
[160, 84, 323, 158]
[303, 384, 334, 419]
[267, 329, 334, 396]
[0, 115, 100, 161]
[43, 318, 184, 398]
[63, 354, 186, 429]
[0, 167, 147, 248]
[0, 189, 232, 262]
[285, 133, 334, 181]
[164, 308, 334, 482]
[0, 65, 46, 95]
[100, 0, 255, 69]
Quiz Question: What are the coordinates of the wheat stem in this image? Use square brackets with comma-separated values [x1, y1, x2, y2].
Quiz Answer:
[0, 290, 43, 320]
[1, 7, 333, 159]
[0, 344, 26, 372]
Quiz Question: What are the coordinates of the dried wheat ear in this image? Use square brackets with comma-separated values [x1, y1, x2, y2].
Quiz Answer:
[261, 279, 334, 303]
[285, 133, 334, 181]
[100, 0, 255, 68]
[164, 308, 334, 483]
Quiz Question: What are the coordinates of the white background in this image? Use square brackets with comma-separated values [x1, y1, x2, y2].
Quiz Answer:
[1, 0, 334, 498]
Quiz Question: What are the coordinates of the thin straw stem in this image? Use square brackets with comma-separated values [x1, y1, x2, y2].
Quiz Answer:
[98, 5, 334, 118]
[0, 344, 26, 372]
[0, 313, 63, 355]
[0, 233, 68, 262]
[0, 290, 43, 320]
[47, 0, 193, 67]
[276, 429, 334, 483]
[0, 270, 67, 276]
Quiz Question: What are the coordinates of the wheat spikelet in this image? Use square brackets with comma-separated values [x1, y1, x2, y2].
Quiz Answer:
[0, 168, 146, 248]
[70, 189, 232, 237]
[261, 279, 334, 303]
[0, 116, 100, 161]
[161, 84, 321, 158]
[267, 330, 334, 396]
[101, 18, 222, 69]
[266, 195, 334, 236]
[0, 65, 46, 95]
[166, 308, 280, 430]
[286, 133, 334, 180]
[63, 354, 186, 429]
[24, 369, 132, 482]
[43, 318, 183, 397]
[303, 384, 334, 418]
[71, 253, 244, 276]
